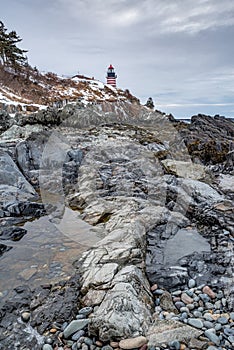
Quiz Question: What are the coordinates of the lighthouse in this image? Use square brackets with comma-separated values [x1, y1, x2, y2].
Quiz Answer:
[106, 64, 117, 87]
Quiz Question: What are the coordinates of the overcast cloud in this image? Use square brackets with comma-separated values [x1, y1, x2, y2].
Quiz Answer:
[1, 0, 234, 118]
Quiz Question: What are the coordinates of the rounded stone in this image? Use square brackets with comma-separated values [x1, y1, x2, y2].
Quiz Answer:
[76, 315, 86, 320]
[214, 300, 221, 309]
[180, 307, 189, 313]
[153, 289, 164, 295]
[216, 291, 224, 299]
[84, 338, 94, 346]
[217, 316, 228, 325]
[181, 293, 193, 305]
[43, 345, 53, 350]
[82, 344, 89, 350]
[180, 312, 188, 320]
[49, 328, 57, 334]
[224, 328, 234, 336]
[110, 342, 119, 348]
[203, 321, 214, 329]
[202, 286, 216, 299]
[203, 313, 214, 322]
[205, 302, 214, 310]
[101, 346, 113, 350]
[187, 318, 203, 329]
[199, 294, 210, 303]
[168, 340, 180, 350]
[193, 311, 202, 318]
[172, 290, 182, 296]
[96, 341, 103, 347]
[175, 301, 185, 310]
[187, 304, 195, 310]
[44, 337, 53, 345]
[154, 298, 160, 306]
[204, 330, 220, 345]
[214, 323, 222, 331]
[186, 290, 194, 297]
[63, 320, 89, 339]
[230, 312, 234, 320]
[119, 336, 147, 349]
[222, 298, 227, 306]
[228, 335, 234, 343]
[150, 284, 158, 291]
[78, 307, 93, 316]
[21, 312, 30, 322]
[188, 279, 196, 288]
[72, 330, 85, 341]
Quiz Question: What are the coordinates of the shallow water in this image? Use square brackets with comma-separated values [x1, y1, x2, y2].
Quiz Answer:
[164, 227, 211, 266]
[0, 207, 100, 298]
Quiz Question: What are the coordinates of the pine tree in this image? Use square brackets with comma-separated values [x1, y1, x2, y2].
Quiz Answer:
[0, 21, 8, 64]
[145, 97, 154, 109]
[0, 21, 27, 69]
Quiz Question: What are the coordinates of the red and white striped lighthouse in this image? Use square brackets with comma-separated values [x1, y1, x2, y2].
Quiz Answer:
[106, 64, 117, 87]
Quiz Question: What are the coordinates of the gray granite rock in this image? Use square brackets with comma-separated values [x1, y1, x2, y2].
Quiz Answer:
[204, 330, 220, 345]
[147, 319, 202, 346]
[187, 318, 203, 329]
[88, 268, 153, 341]
[63, 320, 90, 339]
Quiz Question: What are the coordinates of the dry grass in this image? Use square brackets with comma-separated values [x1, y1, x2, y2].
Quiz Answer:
[0, 64, 139, 108]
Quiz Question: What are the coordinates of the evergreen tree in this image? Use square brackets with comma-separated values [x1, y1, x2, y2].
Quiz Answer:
[0, 21, 8, 64]
[0, 21, 27, 69]
[145, 97, 154, 109]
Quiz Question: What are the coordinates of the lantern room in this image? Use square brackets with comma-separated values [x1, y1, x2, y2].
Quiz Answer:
[106, 64, 117, 87]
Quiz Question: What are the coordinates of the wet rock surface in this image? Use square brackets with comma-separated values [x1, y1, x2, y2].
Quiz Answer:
[0, 103, 233, 349]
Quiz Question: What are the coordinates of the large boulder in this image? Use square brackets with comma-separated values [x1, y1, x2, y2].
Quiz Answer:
[0, 149, 38, 216]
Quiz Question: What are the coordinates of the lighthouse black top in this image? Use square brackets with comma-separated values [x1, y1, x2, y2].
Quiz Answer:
[106, 64, 117, 88]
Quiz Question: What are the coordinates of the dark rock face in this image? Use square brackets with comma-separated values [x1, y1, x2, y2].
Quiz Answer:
[16, 130, 51, 187]
[0, 110, 13, 133]
[177, 114, 234, 168]
[0, 149, 41, 220]
[0, 226, 27, 241]
[15, 108, 61, 127]
[0, 243, 12, 257]
[0, 274, 81, 350]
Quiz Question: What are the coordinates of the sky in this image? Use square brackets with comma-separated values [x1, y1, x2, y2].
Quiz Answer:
[1, 0, 234, 119]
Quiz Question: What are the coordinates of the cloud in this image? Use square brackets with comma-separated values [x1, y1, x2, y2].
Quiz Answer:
[2, 0, 234, 118]
[56, 0, 234, 34]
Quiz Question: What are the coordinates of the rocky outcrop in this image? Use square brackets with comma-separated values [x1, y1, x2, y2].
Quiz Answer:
[0, 124, 45, 141]
[0, 110, 13, 133]
[0, 149, 38, 211]
[176, 114, 234, 168]
[0, 103, 233, 348]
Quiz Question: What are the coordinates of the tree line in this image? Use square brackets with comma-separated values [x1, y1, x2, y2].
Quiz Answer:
[0, 20, 27, 69]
